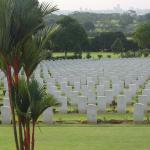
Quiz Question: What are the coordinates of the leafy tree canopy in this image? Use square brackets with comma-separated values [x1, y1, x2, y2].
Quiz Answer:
[90, 31, 126, 51]
[111, 38, 124, 53]
[51, 16, 89, 54]
[134, 23, 150, 49]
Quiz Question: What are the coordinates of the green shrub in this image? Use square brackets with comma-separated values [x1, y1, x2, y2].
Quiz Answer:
[74, 52, 82, 59]
[144, 53, 149, 57]
[107, 55, 111, 58]
[121, 51, 142, 58]
[97, 54, 103, 59]
[86, 52, 92, 59]
[142, 48, 150, 57]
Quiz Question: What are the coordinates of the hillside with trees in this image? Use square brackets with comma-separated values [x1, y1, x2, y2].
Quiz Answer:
[44, 11, 150, 54]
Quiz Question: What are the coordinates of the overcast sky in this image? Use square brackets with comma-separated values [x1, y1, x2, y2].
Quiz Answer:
[39, 0, 150, 10]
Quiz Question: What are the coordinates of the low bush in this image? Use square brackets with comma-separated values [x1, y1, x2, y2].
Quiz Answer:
[107, 55, 111, 58]
[121, 51, 142, 58]
[86, 52, 92, 59]
[97, 54, 103, 59]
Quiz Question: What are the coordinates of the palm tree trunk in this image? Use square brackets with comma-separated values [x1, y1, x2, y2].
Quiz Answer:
[24, 127, 27, 150]
[25, 122, 30, 150]
[27, 124, 30, 150]
[18, 117, 24, 150]
[23, 125, 26, 149]
[14, 58, 24, 150]
[7, 64, 19, 150]
[31, 121, 35, 150]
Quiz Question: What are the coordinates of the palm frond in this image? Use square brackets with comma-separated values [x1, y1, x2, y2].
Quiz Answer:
[39, 2, 58, 17]
[28, 79, 58, 122]
[13, 78, 58, 122]
[22, 25, 60, 78]
[0, 0, 13, 57]
[13, 78, 30, 118]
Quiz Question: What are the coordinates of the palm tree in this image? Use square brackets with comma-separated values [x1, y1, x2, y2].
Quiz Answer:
[14, 78, 58, 150]
[0, 0, 58, 149]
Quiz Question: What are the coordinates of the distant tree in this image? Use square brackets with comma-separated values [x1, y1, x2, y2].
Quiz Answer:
[83, 21, 95, 32]
[111, 38, 124, 53]
[119, 13, 134, 26]
[44, 12, 142, 35]
[90, 32, 126, 51]
[51, 16, 89, 57]
[143, 13, 150, 22]
[134, 23, 150, 49]
[124, 39, 139, 51]
[128, 10, 137, 17]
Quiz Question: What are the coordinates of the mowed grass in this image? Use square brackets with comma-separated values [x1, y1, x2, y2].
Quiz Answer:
[53, 112, 133, 123]
[1, 125, 150, 150]
[52, 52, 120, 59]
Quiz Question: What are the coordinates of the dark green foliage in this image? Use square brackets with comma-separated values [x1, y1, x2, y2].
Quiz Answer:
[121, 51, 142, 58]
[44, 12, 150, 53]
[111, 38, 124, 53]
[86, 52, 91, 59]
[119, 13, 134, 26]
[14, 78, 58, 122]
[97, 54, 103, 59]
[90, 32, 126, 51]
[51, 16, 89, 54]
[125, 39, 139, 51]
[82, 21, 95, 32]
[134, 23, 150, 49]
[107, 55, 111, 58]
[142, 48, 150, 57]
[74, 51, 82, 59]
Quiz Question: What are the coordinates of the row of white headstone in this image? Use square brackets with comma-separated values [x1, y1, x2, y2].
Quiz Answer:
[34, 58, 150, 123]
[1, 58, 150, 124]
[32, 102, 145, 124]
[1, 63, 149, 123]
[1, 103, 145, 124]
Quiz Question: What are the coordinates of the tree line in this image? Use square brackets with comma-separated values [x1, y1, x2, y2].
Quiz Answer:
[46, 16, 142, 55]
[45, 11, 150, 35]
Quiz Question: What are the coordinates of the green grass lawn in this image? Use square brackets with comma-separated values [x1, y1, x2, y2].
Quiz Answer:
[53, 112, 133, 123]
[53, 111, 150, 124]
[52, 52, 120, 59]
[1, 125, 150, 150]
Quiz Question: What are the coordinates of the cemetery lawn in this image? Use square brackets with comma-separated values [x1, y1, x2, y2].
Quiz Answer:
[1, 125, 150, 150]
[52, 52, 119, 59]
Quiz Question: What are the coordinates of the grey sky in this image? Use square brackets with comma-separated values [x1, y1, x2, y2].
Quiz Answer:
[39, 0, 150, 10]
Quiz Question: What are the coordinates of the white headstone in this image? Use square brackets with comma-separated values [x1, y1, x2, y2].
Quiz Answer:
[97, 96, 106, 113]
[105, 90, 113, 104]
[43, 107, 53, 124]
[1, 106, 11, 124]
[3, 98, 10, 107]
[96, 85, 104, 96]
[78, 96, 87, 113]
[142, 89, 150, 96]
[74, 82, 80, 91]
[104, 81, 110, 90]
[59, 97, 68, 113]
[87, 104, 97, 123]
[70, 91, 79, 105]
[138, 95, 148, 111]
[117, 95, 127, 113]
[133, 103, 144, 122]
[87, 91, 96, 104]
